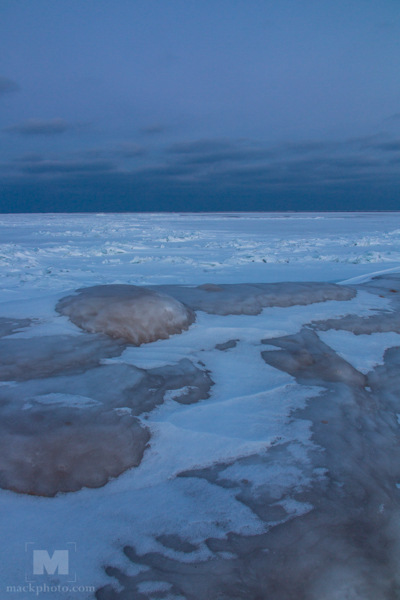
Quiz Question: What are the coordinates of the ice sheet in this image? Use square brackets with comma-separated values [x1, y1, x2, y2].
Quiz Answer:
[1, 213, 400, 599]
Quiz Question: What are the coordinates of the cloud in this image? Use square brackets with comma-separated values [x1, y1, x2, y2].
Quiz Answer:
[113, 143, 147, 158]
[0, 77, 20, 95]
[385, 113, 400, 121]
[135, 163, 199, 179]
[120, 152, 386, 192]
[2, 167, 399, 214]
[167, 139, 235, 154]
[166, 138, 274, 166]
[4, 134, 396, 187]
[19, 160, 114, 174]
[275, 141, 337, 155]
[12, 153, 44, 163]
[164, 135, 400, 180]
[139, 124, 167, 135]
[348, 135, 400, 152]
[375, 141, 400, 152]
[165, 137, 349, 167]
[3, 119, 71, 135]
[181, 148, 274, 165]
[158, 135, 397, 190]
[81, 143, 147, 160]
[2, 133, 399, 212]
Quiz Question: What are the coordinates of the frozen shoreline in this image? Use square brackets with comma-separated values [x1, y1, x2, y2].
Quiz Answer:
[1, 213, 400, 599]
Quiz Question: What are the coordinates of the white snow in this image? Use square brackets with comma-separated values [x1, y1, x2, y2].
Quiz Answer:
[0, 212, 400, 305]
[317, 330, 400, 374]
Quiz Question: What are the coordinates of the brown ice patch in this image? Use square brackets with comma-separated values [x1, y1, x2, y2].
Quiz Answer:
[56, 284, 196, 345]
[0, 410, 149, 497]
[149, 282, 356, 316]
[262, 328, 366, 386]
[0, 326, 212, 497]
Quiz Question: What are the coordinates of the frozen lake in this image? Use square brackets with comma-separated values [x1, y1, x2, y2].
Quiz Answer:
[1, 212, 400, 300]
[1, 212, 400, 599]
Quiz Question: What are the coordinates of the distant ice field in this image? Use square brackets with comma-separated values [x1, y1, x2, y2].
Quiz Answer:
[0, 212, 400, 305]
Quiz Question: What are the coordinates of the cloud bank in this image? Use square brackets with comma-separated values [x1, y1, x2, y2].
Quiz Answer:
[4, 119, 71, 135]
[1, 133, 399, 212]
[0, 77, 20, 95]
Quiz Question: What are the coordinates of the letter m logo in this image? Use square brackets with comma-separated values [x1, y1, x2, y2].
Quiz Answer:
[33, 550, 69, 575]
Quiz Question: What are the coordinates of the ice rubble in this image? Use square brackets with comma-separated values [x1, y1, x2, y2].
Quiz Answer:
[4, 213, 400, 296]
[56, 285, 196, 345]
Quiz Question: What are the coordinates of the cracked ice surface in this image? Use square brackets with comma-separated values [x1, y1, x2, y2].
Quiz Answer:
[1, 213, 400, 599]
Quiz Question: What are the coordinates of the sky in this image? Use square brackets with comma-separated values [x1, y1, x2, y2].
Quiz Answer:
[0, 0, 400, 212]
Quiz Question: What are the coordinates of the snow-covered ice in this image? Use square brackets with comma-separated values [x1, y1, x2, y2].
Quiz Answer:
[2, 212, 400, 599]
